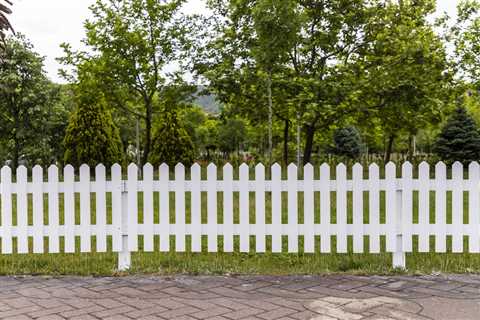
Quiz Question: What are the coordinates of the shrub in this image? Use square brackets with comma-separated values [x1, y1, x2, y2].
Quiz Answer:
[149, 112, 195, 167]
[332, 126, 363, 159]
[434, 107, 480, 163]
[63, 103, 123, 168]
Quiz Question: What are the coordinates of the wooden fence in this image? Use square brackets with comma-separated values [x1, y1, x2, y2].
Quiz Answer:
[0, 161, 479, 270]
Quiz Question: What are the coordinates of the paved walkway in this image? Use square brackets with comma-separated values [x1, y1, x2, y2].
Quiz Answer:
[0, 274, 479, 320]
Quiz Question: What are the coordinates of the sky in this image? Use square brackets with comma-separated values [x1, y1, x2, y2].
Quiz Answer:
[10, 0, 459, 83]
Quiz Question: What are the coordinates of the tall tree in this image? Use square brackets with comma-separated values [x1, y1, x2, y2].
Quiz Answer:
[356, 0, 451, 162]
[60, 0, 194, 166]
[0, 35, 53, 168]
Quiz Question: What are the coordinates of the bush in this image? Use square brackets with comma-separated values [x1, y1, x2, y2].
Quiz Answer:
[434, 107, 480, 163]
[63, 103, 123, 168]
[149, 112, 195, 167]
[332, 126, 363, 159]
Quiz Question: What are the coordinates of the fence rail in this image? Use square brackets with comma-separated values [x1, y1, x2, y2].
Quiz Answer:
[0, 161, 479, 270]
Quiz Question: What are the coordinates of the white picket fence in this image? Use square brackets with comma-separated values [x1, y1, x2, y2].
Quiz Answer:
[0, 161, 479, 270]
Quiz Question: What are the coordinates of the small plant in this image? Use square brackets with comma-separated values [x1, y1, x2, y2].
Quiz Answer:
[332, 126, 363, 159]
[149, 111, 195, 167]
[434, 107, 480, 163]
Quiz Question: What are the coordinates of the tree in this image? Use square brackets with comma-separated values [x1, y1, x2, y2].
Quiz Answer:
[0, 35, 53, 168]
[333, 126, 363, 159]
[433, 106, 480, 163]
[0, 0, 13, 43]
[149, 111, 195, 167]
[218, 118, 247, 155]
[355, 0, 451, 162]
[63, 99, 123, 168]
[60, 0, 195, 166]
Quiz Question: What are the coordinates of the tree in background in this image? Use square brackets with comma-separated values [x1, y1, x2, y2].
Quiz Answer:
[434, 106, 480, 164]
[355, 0, 451, 162]
[332, 127, 363, 159]
[63, 75, 123, 168]
[0, 35, 58, 168]
[150, 111, 195, 167]
[60, 0, 195, 166]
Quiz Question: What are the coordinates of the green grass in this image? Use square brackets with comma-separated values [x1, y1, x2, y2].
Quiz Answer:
[0, 171, 479, 276]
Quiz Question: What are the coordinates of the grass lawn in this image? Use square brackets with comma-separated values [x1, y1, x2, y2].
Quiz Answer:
[0, 168, 478, 276]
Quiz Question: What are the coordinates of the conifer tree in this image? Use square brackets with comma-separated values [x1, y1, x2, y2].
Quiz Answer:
[333, 126, 363, 159]
[434, 107, 480, 163]
[63, 102, 123, 168]
[150, 112, 195, 167]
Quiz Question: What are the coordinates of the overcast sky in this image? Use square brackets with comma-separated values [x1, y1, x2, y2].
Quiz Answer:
[10, 0, 459, 83]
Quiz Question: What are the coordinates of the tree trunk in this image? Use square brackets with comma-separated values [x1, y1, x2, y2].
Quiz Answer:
[141, 101, 153, 167]
[283, 119, 289, 166]
[303, 125, 316, 165]
[385, 135, 395, 163]
[267, 73, 273, 164]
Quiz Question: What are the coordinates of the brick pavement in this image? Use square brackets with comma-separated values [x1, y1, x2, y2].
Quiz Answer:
[0, 274, 479, 319]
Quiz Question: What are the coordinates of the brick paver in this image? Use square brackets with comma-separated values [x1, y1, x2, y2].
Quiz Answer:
[0, 274, 479, 319]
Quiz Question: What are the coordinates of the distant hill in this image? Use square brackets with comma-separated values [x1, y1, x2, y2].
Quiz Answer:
[193, 86, 222, 114]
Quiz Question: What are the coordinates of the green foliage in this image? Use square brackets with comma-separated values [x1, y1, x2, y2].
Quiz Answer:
[150, 112, 195, 167]
[63, 101, 123, 168]
[332, 127, 363, 159]
[217, 118, 247, 154]
[0, 34, 67, 168]
[434, 107, 480, 163]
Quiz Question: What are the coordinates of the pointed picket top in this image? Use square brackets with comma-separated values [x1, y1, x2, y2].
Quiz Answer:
[95, 163, 106, 172]
[111, 163, 121, 171]
[469, 161, 480, 180]
[271, 162, 281, 176]
[288, 163, 297, 177]
[207, 162, 217, 173]
[80, 163, 90, 172]
[175, 163, 185, 170]
[159, 163, 169, 171]
[402, 161, 413, 178]
[368, 162, 379, 171]
[175, 163, 185, 180]
[223, 162, 233, 178]
[1, 165, 11, 181]
[32, 165, 43, 179]
[191, 162, 201, 171]
[385, 162, 396, 178]
[352, 163, 362, 179]
[435, 161, 447, 180]
[143, 162, 153, 172]
[419, 161, 429, 179]
[419, 161, 429, 171]
[223, 162, 233, 171]
[452, 161, 463, 179]
[369, 162, 379, 180]
[16, 165, 27, 179]
[469, 161, 480, 171]
[64, 164, 75, 175]
[239, 163, 249, 175]
[336, 163, 347, 179]
[304, 162, 313, 173]
[143, 162, 153, 177]
[48, 164, 59, 180]
[255, 162, 265, 173]
[320, 163, 330, 179]
[128, 163, 138, 179]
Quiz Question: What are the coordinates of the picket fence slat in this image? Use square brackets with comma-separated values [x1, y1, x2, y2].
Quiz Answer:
[418, 162, 430, 252]
[1, 161, 480, 270]
[32, 166, 44, 253]
[469, 162, 480, 253]
[175, 164, 186, 252]
[143, 164, 154, 252]
[48, 165, 60, 253]
[16, 166, 28, 254]
[1, 166, 12, 254]
[191, 164, 201, 252]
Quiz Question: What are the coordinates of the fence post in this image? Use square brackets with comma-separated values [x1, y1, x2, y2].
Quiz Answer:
[118, 180, 131, 271]
[393, 181, 406, 269]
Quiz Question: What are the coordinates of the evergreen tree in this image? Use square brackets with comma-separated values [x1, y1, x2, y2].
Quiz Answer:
[333, 127, 363, 159]
[150, 112, 195, 167]
[63, 102, 123, 168]
[434, 107, 480, 163]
